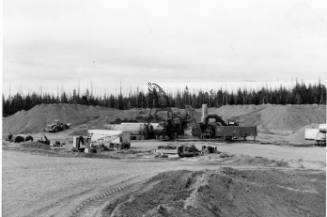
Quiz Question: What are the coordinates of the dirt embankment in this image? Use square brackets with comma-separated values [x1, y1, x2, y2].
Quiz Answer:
[103, 168, 326, 217]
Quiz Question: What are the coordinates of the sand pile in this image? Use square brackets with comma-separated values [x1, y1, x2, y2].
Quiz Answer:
[2, 104, 145, 134]
[214, 104, 326, 135]
[2, 104, 188, 134]
[103, 168, 325, 217]
[3, 104, 114, 133]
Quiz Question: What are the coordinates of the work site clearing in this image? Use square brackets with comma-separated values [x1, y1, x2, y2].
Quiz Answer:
[2, 103, 326, 217]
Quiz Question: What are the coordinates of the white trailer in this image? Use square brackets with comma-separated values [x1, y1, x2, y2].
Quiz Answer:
[104, 122, 161, 140]
[88, 129, 131, 150]
[305, 124, 326, 145]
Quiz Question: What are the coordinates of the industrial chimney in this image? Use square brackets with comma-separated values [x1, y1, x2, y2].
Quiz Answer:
[201, 104, 208, 123]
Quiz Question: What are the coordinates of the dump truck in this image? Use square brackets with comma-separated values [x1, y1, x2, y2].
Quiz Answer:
[192, 104, 257, 141]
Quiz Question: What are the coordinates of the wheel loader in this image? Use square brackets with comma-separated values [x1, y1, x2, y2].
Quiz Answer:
[44, 120, 70, 133]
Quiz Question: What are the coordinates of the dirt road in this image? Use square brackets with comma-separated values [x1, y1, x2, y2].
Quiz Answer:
[2, 142, 326, 217]
[2, 150, 223, 217]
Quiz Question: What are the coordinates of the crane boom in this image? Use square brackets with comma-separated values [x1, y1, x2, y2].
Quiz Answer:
[148, 82, 170, 108]
[147, 82, 167, 96]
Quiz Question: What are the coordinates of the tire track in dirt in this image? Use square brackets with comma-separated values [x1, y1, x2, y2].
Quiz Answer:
[67, 175, 144, 217]
[19, 175, 146, 217]
[23, 188, 96, 217]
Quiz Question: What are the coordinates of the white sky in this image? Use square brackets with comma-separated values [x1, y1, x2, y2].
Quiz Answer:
[3, 0, 327, 96]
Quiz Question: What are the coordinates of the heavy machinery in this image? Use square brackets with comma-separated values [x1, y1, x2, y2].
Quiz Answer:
[5, 133, 13, 142]
[44, 120, 70, 133]
[156, 144, 201, 158]
[25, 135, 34, 142]
[192, 104, 257, 141]
[38, 135, 50, 145]
[147, 82, 170, 108]
[72, 136, 91, 152]
[147, 82, 188, 140]
[104, 82, 189, 141]
[177, 144, 201, 157]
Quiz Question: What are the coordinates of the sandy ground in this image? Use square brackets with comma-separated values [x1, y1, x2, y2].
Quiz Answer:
[2, 140, 326, 217]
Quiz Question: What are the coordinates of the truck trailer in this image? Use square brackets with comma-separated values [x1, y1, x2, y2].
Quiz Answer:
[192, 104, 257, 141]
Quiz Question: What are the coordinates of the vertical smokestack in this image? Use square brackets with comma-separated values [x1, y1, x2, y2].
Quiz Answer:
[201, 104, 208, 123]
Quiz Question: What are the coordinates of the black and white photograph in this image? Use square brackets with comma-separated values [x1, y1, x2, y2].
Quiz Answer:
[2, 0, 327, 216]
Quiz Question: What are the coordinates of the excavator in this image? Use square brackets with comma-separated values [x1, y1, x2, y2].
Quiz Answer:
[38, 135, 50, 145]
[192, 114, 230, 138]
[191, 105, 257, 141]
[147, 82, 187, 140]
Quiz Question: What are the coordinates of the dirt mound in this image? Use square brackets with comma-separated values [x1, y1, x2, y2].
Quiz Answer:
[3, 104, 114, 133]
[103, 168, 325, 217]
[3, 103, 192, 134]
[2, 104, 147, 134]
[213, 104, 326, 135]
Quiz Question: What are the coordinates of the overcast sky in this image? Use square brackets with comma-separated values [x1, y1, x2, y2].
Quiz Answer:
[3, 0, 327, 95]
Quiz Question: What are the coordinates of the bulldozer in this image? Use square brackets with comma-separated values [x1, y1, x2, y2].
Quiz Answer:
[177, 144, 201, 157]
[44, 120, 70, 133]
[156, 144, 201, 158]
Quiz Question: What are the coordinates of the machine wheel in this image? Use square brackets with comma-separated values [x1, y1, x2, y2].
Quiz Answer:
[204, 125, 215, 139]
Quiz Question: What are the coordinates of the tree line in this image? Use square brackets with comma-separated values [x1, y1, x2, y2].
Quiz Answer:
[2, 81, 326, 116]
